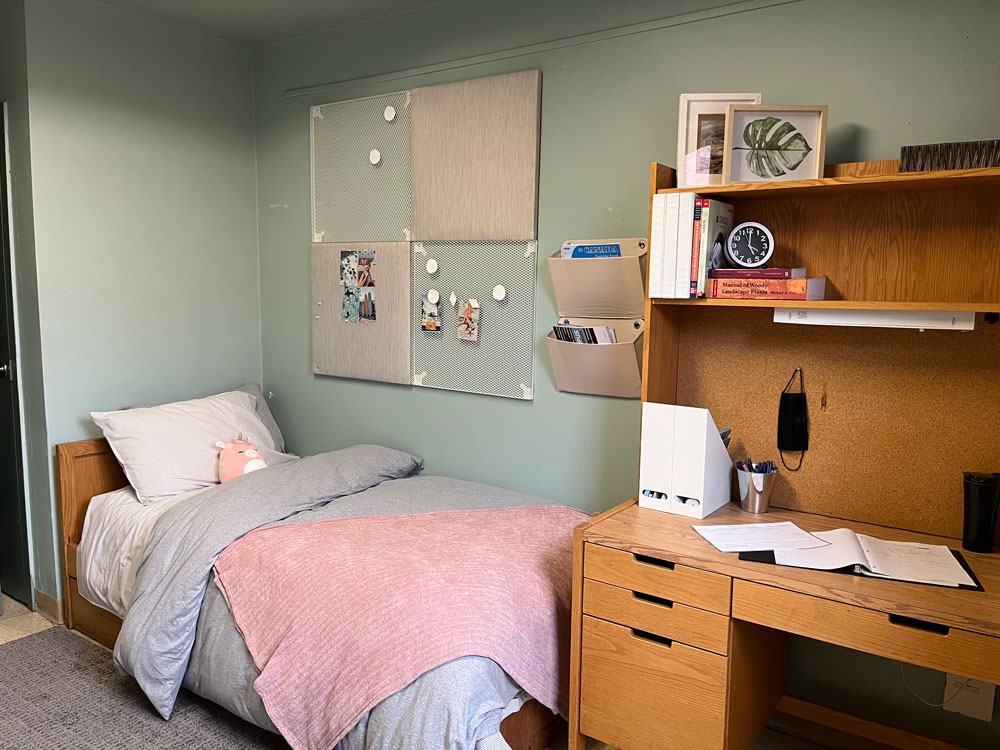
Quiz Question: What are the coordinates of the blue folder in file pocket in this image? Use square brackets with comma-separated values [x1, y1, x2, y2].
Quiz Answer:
[638, 403, 733, 519]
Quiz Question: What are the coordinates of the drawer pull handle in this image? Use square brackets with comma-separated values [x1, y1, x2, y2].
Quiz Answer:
[631, 628, 673, 647]
[634, 553, 675, 570]
[633, 591, 674, 608]
[888, 614, 950, 635]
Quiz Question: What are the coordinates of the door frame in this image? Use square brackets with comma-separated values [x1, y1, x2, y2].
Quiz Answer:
[2, 100, 34, 606]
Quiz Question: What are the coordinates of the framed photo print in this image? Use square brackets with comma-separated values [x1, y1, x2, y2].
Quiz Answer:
[723, 104, 828, 184]
[677, 93, 761, 188]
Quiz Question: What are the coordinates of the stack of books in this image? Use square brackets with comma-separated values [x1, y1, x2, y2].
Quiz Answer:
[706, 267, 828, 301]
[648, 192, 829, 301]
[648, 193, 734, 299]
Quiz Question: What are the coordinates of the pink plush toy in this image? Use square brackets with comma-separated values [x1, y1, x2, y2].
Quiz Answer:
[215, 435, 268, 483]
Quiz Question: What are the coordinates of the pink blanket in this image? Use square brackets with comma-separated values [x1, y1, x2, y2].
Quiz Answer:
[213, 505, 587, 750]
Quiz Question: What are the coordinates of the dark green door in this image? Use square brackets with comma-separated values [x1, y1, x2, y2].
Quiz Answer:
[0, 108, 31, 605]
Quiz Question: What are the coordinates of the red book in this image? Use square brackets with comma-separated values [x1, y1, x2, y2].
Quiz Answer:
[707, 276, 829, 300]
[709, 267, 807, 279]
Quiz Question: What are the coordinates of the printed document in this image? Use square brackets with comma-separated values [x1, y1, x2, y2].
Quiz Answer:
[774, 529, 974, 587]
[693, 522, 828, 553]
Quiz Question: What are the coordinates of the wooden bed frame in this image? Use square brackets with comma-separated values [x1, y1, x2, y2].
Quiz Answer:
[56, 437, 564, 750]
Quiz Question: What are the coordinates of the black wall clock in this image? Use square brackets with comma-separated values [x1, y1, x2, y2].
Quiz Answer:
[725, 221, 774, 268]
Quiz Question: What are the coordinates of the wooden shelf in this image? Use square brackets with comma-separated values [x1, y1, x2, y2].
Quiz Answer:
[651, 299, 1000, 312]
[656, 166, 1000, 200]
[641, 159, 1000, 540]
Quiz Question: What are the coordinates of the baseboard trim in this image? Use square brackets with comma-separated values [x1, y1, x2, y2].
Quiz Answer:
[34, 589, 63, 624]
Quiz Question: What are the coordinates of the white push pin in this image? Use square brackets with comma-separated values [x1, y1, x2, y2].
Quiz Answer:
[427, 289, 440, 305]
[449, 292, 457, 307]
[369, 149, 381, 165]
[426, 258, 438, 275]
[492, 285, 506, 302]
[384, 105, 396, 122]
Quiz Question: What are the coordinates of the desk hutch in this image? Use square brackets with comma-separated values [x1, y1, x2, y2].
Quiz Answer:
[567, 160, 1000, 750]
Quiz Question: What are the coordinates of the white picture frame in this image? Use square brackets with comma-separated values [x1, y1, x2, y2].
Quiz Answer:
[723, 104, 828, 184]
[677, 93, 761, 188]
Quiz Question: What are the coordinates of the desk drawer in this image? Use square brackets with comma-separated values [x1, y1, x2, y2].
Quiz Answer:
[733, 580, 1000, 685]
[583, 578, 730, 655]
[580, 615, 727, 750]
[584, 543, 731, 615]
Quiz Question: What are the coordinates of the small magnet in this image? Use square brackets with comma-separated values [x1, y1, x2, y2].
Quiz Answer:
[427, 289, 440, 305]
[369, 149, 381, 165]
[384, 105, 396, 122]
[492, 285, 506, 301]
[426, 258, 438, 274]
[449, 292, 457, 307]
[468, 299, 480, 309]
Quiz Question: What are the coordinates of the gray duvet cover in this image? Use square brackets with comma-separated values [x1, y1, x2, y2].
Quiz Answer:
[115, 445, 552, 749]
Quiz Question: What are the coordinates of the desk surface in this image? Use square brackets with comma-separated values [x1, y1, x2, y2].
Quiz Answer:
[584, 500, 1000, 638]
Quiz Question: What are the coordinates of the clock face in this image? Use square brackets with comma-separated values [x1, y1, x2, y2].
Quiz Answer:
[726, 222, 774, 268]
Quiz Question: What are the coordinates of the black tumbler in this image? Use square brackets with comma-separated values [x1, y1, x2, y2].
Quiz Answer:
[962, 472, 1000, 553]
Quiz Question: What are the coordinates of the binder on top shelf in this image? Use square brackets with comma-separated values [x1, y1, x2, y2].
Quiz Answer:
[675, 193, 696, 298]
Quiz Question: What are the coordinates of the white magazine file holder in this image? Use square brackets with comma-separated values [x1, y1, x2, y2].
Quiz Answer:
[639, 403, 733, 519]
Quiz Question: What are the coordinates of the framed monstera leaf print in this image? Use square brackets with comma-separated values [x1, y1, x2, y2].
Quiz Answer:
[723, 105, 828, 184]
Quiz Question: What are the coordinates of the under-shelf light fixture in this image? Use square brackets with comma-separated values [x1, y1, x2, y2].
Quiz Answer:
[773, 308, 977, 331]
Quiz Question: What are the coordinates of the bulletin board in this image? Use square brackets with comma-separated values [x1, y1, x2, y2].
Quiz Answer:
[309, 71, 542, 400]
[311, 91, 412, 243]
[312, 242, 411, 385]
[412, 241, 537, 400]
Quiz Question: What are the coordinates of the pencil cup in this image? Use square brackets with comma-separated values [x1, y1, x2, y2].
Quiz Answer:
[738, 469, 776, 514]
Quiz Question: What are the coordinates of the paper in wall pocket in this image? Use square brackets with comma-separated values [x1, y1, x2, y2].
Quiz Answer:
[457, 299, 480, 342]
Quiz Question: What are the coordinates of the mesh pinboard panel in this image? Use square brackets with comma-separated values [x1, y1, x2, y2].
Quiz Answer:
[311, 91, 411, 243]
[412, 241, 536, 400]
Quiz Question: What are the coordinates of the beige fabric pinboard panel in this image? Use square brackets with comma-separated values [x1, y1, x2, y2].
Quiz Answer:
[410, 70, 541, 241]
[312, 242, 411, 385]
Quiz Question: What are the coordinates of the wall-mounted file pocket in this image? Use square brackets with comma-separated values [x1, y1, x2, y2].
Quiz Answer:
[547, 243, 647, 319]
[546, 239, 647, 398]
[546, 318, 644, 399]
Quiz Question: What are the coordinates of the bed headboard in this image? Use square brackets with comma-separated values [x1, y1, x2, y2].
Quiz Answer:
[56, 438, 128, 641]
[56, 438, 128, 549]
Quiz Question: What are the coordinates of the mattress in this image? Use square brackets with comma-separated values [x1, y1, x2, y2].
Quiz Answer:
[77, 485, 206, 617]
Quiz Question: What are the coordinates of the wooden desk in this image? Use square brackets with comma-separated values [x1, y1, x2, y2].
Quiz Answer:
[567, 499, 1000, 750]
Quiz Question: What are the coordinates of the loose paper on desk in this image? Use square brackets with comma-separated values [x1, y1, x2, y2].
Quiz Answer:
[693, 522, 828, 553]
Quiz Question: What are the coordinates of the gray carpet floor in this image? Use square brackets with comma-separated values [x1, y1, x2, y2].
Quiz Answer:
[0, 627, 289, 749]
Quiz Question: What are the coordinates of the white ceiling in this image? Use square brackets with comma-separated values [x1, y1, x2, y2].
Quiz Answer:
[96, 0, 446, 47]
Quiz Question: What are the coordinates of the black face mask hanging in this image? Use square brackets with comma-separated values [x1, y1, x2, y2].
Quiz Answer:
[777, 368, 808, 471]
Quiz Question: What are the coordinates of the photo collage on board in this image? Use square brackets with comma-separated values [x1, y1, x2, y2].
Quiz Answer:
[340, 248, 376, 323]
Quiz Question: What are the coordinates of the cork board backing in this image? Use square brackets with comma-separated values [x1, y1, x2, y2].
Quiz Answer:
[675, 307, 1000, 538]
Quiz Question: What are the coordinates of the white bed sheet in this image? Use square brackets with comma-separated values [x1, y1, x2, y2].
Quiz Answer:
[77, 485, 207, 618]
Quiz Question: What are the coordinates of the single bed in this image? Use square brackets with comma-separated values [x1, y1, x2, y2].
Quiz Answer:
[57, 436, 566, 750]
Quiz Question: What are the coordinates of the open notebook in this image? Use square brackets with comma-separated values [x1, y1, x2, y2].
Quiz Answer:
[750, 528, 978, 588]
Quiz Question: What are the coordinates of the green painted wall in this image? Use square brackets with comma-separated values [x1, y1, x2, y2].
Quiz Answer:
[0, 0, 51, 608]
[21, 0, 263, 598]
[254, 0, 999, 745]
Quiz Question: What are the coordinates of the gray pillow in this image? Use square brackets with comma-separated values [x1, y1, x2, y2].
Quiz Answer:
[92, 391, 277, 504]
[235, 383, 285, 452]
